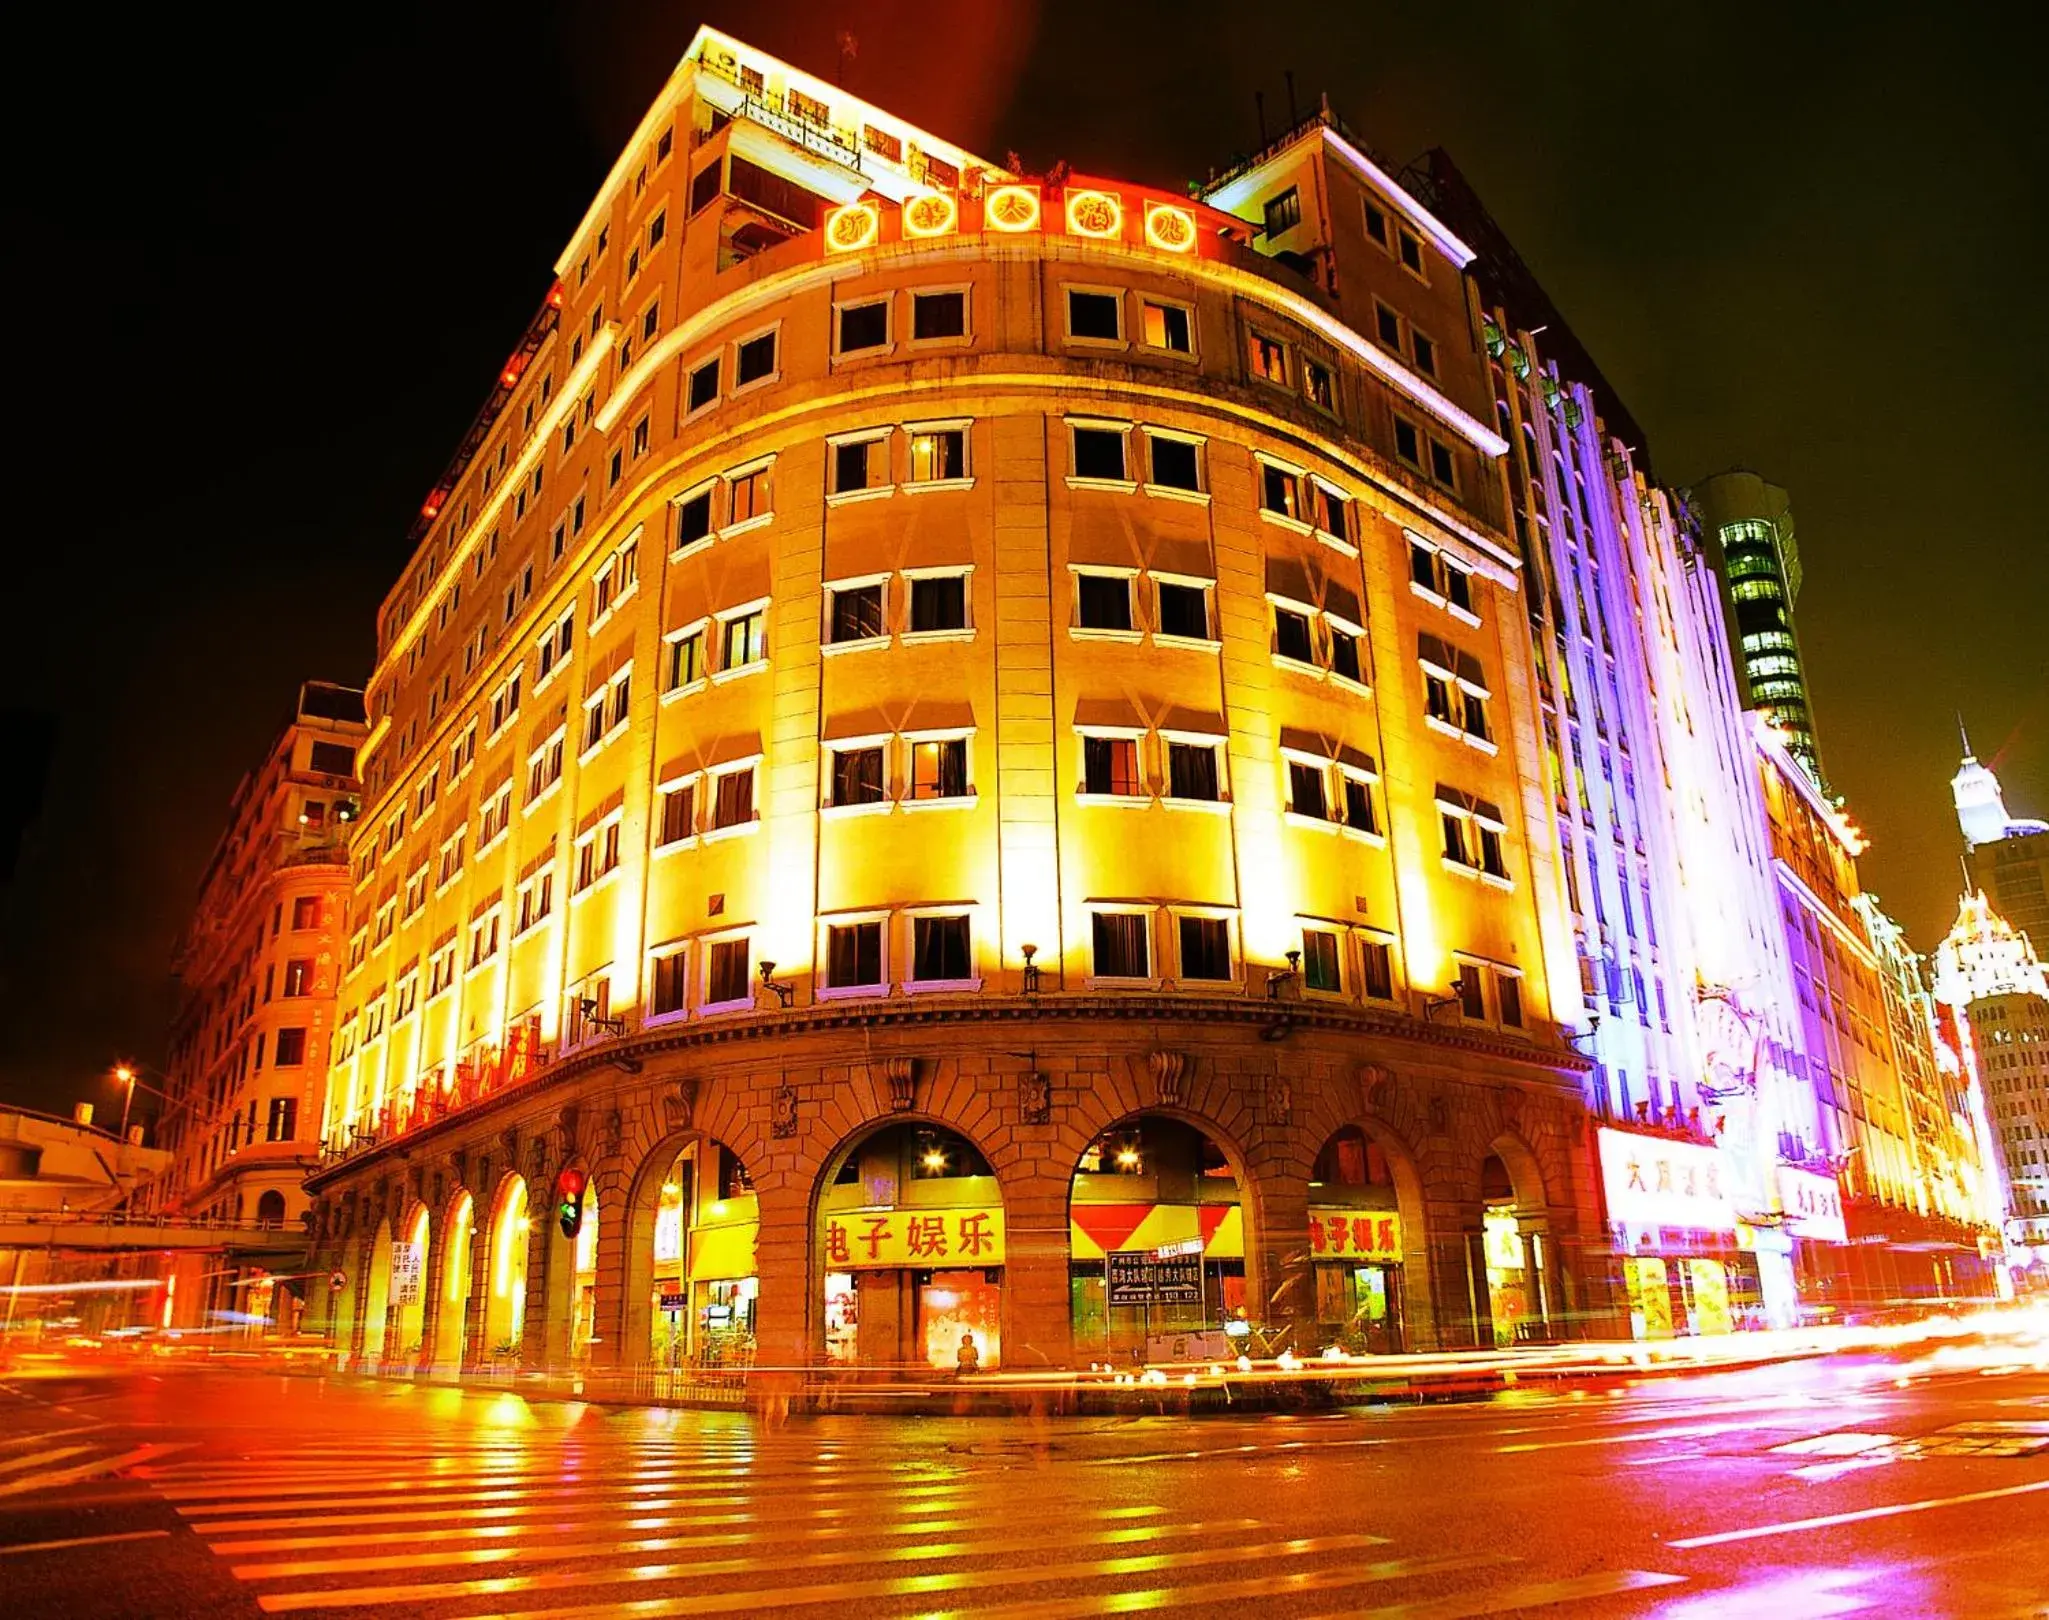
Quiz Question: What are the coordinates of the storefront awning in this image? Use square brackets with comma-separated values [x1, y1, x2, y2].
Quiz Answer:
[688, 1221, 758, 1283]
[1070, 1203, 1241, 1261]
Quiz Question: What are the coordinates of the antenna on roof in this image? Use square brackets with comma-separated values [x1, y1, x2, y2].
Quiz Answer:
[1957, 710, 1974, 761]
[835, 29, 858, 87]
[1284, 70, 1298, 128]
[1255, 89, 1267, 145]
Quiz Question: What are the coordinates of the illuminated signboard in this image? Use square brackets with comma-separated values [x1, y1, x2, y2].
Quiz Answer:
[902, 191, 958, 239]
[823, 1205, 1005, 1268]
[824, 201, 879, 253]
[1775, 1165, 1848, 1242]
[1064, 189, 1123, 239]
[1307, 1208, 1403, 1264]
[1143, 201, 1197, 254]
[1596, 1128, 1738, 1234]
[983, 184, 1041, 233]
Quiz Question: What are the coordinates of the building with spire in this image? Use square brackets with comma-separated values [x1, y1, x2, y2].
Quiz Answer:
[1690, 472, 1822, 788]
[1932, 890, 2049, 1259]
[1953, 720, 2049, 953]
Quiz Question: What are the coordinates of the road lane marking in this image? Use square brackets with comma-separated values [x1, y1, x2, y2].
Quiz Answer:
[174, 1474, 976, 1522]
[1495, 1421, 1749, 1454]
[0, 1528, 174, 1556]
[935, 1553, 1523, 1619]
[0, 1422, 109, 1450]
[153, 1459, 944, 1501]
[1668, 1477, 2049, 1548]
[0, 1446, 95, 1476]
[206, 1503, 1166, 1555]
[233, 1515, 1269, 1582]
[1330, 1568, 1690, 1617]
[0, 1443, 187, 1498]
[274, 1532, 1402, 1619]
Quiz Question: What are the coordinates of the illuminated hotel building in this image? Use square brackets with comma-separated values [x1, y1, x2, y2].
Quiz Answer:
[1953, 723, 2049, 954]
[1933, 891, 2049, 1252]
[151, 681, 366, 1330]
[1407, 155, 1831, 1336]
[1756, 727, 1995, 1308]
[306, 28, 1611, 1382]
[1692, 472, 1822, 788]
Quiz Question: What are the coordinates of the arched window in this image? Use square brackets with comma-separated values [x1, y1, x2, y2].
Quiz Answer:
[255, 1190, 287, 1227]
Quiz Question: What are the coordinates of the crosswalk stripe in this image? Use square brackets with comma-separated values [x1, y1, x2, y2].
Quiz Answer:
[328, 1533, 1408, 1620]
[232, 1515, 1276, 1586]
[0, 1443, 187, 1498]
[0, 1422, 108, 1452]
[156, 1460, 953, 1501]
[206, 1502, 1166, 1556]
[175, 1473, 978, 1523]
[1326, 1567, 1690, 1617]
[0, 1446, 95, 1476]
[933, 1552, 1523, 1620]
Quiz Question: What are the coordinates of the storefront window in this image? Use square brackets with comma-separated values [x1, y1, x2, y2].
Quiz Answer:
[1308, 1126, 1405, 1353]
[646, 1140, 757, 1370]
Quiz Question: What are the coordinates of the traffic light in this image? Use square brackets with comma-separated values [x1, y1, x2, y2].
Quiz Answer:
[556, 1167, 587, 1240]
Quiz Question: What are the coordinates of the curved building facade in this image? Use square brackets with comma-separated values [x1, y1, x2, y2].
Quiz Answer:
[308, 28, 1605, 1381]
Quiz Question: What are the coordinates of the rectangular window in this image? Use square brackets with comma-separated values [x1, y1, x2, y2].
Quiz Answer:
[1260, 462, 1300, 519]
[477, 783, 513, 848]
[1178, 916, 1232, 982]
[908, 574, 967, 633]
[829, 582, 886, 643]
[1456, 963, 1486, 1020]
[527, 732, 565, 801]
[1288, 760, 1329, 819]
[706, 937, 750, 1005]
[826, 921, 884, 989]
[1141, 300, 1192, 353]
[1273, 604, 1315, 664]
[1349, 938, 1392, 1001]
[282, 958, 313, 997]
[1092, 912, 1150, 979]
[1429, 439, 1457, 488]
[832, 437, 882, 495]
[690, 159, 722, 213]
[912, 290, 966, 340]
[290, 896, 319, 930]
[1302, 929, 1341, 993]
[907, 427, 965, 483]
[1148, 433, 1201, 492]
[1411, 331, 1437, 377]
[712, 767, 755, 830]
[1166, 741, 1219, 802]
[1262, 186, 1301, 237]
[721, 608, 766, 671]
[274, 1028, 307, 1067]
[909, 737, 969, 799]
[266, 1097, 299, 1142]
[1156, 581, 1210, 641]
[1317, 485, 1351, 543]
[1394, 418, 1423, 468]
[1398, 227, 1425, 277]
[1479, 825, 1507, 880]
[651, 950, 689, 1017]
[1363, 200, 1389, 248]
[1375, 303, 1403, 349]
[1341, 772, 1378, 833]
[728, 464, 771, 524]
[735, 330, 777, 385]
[1066, 288, 1122, 341]
[516, 870, 554, 934]
[1462, 687, 1491, 743]
[1410, 539, 1439, 592]
[674, 487, 713, 549]
[830, 745, 886, 807]
[1070, 426, 1127, 482]
[1082, 736, 1142, 796]
[659, 782, 697, 845]
[1497, 971, 1524, 1028]
[913, 914, 972, 982]
[535, 611, 574, 684]
[665, 627, 705, 690]
[687, 357, 720, 412]
[1248, 331, 1288, 384]
[1076, 573, 1133, 632]
[1328, 627, 1362, 684]
[1303, 357, 1336, 410]
[837, 300, 889, 353]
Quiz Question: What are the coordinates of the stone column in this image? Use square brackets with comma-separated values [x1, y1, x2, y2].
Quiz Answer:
[1000, 1168, 1073, 1372]
[587, 1166, 632, 1371]
[1255, 1170, 1316, 1356]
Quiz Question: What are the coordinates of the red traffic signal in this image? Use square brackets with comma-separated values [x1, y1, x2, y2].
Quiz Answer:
[556, 1167, 588, 1240]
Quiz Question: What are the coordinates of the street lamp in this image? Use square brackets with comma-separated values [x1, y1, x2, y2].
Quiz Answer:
[111, 1062, 177, 1141]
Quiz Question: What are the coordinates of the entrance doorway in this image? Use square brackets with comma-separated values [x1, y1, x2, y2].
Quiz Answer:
[818, 1123, 1003, 1374]
[646, 1140, 757, 1370]
[1309, 1127, 1405, 1353]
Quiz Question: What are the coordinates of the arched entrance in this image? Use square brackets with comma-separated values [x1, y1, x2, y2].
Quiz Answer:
[815, 1122, 1004, 1374]
[391, 1204, 430, 1366]
[359, 1216, 392, 1365]
[482, 1176, 530, 1361]
[1479, 1145, 1553, 1347]
[256, 1190, 287, 1227]
[644, 1139, 757, 1371]
[433, 1189, 475, 1371]
[1308, 1126, 1413, 1353]
[1069, 1115, 1246, 1362]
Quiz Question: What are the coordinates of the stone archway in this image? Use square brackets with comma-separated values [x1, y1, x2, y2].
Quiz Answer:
[1066, 1111, 1257, 1363]
[431, 1188, 475, 1373]
[809, 1118, 1007, 1376]
[358, 1216, 393, 1368]
[621, 1132, 758, 1374]
[480, 1174, 530, 1364]
[1305, 1121, 1429, 1353]
[538, 1158, 600, 1372]
[1478, 1134, 1555, 1347]
[389, 1202, 431, 1368]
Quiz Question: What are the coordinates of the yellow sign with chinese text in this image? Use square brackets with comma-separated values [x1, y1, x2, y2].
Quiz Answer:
[1307, 1208, 1403, 1264]
[823, 1205, 1005, 1269]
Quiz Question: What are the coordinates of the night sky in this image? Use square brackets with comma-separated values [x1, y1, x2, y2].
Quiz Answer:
[4, 2, 2042, 1117]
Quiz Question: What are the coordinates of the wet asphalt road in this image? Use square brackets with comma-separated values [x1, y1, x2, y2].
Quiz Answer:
[2, 1344, 2046, 1618]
